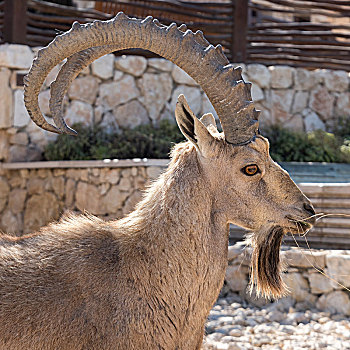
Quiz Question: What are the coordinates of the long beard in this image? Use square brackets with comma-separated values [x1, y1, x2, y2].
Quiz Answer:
[248, 226, 287, 299]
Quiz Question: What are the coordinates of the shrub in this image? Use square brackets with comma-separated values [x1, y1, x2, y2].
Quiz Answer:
[44, 120, 185, 161]
[44, 121, 350, 164]
[265, 126, 350, 164]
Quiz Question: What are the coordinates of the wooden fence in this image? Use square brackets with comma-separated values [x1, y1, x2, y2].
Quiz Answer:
[0, 0, 349, 70]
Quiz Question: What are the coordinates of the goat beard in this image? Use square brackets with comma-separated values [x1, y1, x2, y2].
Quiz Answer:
[247, 226, 287, 300]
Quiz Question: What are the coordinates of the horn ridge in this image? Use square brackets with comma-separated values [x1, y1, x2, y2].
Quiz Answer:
[24, 11, 258, 144]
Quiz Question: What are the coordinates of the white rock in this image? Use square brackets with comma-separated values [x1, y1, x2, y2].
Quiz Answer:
[225, 265, 248, 292]
[0, 44, 34, 69]
[138, 73, 173, 121]
[64, 100, 93, 126]
[326, 254, 350, 288]
[68, 75, 99, 104]
[171, 85, 201, 116]
[292, 91, 309, 114]
[171, 65, 198, 86]
[270, 89, 294, 123]
[294, 68, 319, 91]
[113, 70, 124, 81]
[284, 114, 304, 132]
[270, 66, 294, 89]
[38, 90, 51, 116]
[316, 291, 350, 315]
[251, 84, 264, 102]
[113, 100, 149, 129]
[91, 54, 114, 79]
[246, 64, 270, 88]
[303, 109, 326, 132]
[308, 273, 333, 294]
[98, 75, 140, 109]
[13, 89, 30, 128]
[323, 70, 349, 92]
[283, 272, 310, 302]
[309, 85, 335, 120]
[282, 248, 326, 269]
[115, 55, 147, 77]
[335, 92, 350, 117]
[148, 58, 174, 72]
[0, 68, 13, 128]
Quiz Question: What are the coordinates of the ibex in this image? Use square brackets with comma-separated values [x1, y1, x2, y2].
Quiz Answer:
[0, 13, 315, 350]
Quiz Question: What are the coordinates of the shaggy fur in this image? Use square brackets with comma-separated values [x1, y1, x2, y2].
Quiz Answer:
[0, 101, 315, 350]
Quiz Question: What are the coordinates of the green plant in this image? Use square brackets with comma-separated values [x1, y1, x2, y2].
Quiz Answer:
[44, 120, 185, 161]
[264, 126, 350, 164]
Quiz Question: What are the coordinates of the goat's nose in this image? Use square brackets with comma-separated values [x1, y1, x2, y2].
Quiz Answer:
[303, 203, 316, 224]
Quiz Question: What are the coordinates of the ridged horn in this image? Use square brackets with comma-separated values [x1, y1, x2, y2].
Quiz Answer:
[24, 12, 259, 145]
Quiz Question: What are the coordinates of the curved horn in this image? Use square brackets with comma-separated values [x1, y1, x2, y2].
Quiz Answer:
[24, 12, 259, 145]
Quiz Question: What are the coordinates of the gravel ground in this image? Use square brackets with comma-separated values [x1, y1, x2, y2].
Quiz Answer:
[203, 294, 350, 350]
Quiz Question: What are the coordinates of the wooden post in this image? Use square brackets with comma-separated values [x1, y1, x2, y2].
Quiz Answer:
[232, 0, 248, 63]
[3, 0, 28, 44]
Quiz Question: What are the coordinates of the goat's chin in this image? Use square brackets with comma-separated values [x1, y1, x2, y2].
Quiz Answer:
[247, 226, 288, 300]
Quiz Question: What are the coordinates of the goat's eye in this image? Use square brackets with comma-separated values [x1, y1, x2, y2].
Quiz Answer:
[242, 164, 260, 176]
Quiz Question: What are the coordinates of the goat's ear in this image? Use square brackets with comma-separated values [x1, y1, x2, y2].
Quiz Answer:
[175, 94, 214, 151]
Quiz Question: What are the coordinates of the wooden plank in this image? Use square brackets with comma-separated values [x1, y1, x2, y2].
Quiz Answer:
[3, 0, 27, 44]
[232, 0, 248, 62]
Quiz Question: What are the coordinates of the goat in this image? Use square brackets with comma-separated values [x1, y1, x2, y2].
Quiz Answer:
[0, 13, 316, 350]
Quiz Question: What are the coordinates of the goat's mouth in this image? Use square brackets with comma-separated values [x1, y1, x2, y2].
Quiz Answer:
[286, 216, 313, 234]
[248, 226, 287, 300]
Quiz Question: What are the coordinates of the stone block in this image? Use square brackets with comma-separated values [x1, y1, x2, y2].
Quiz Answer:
[113, 100, 149, 129]
[113, 70, 123, 81]
[294, 68, 319, 91]
[0, 130, 9, 160]
[335, 92, 350, 117]
[308, 272, 333, 294]
[282, 248, 326, 269]
[38, 90, 51, 116]
[246, 64, 270, 88]
[8, 188, 26, 214]
[0, 68, 13, 128]
[323, 70, 349, 92]
[146, 167, 163, 180]
[326, 254, 350, 288]
[102, 186, 128, 213]
[138, 73, 173, 121]
[9, 132, 28, 146]
[270, 89, 293, 123]
[148, 58, 174, 72]
[98, 75, 140, 109]
[0, 44, 34, 69]
[171, 65, 198, 86]
[23, 192, 59, 233]
[115, 55, 147, 77]
[284, 114, 304, 132]
[292, 91, 309, 114]
[251, 84, 264, 102]
[123, 190, 143, 215]
[0, 209, 22, 234]
[13, 89, 30, 128]
[0, 177, 10, 200]
[303, 109, 326, 132]
[283, 272, 310, 302]
[270, 66, 293, 88]
[316, 291, 350, 315]
[309, 86, 335, 120]
[91, 54, 114, 79]
[225, 265, 248, 292]
[65, 100, 93, 126]
[171, 85, 201, 116]
[76, 182, 103, 215]
[68, 75, 99, 104]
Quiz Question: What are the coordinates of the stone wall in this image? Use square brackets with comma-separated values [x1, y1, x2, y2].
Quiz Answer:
[226, 243, 350, 316]
[0, 160, 166, 234]
[0, 43, 349, 162]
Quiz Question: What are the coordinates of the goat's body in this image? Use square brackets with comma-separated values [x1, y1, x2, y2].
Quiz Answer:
[0, 145, 229, 350]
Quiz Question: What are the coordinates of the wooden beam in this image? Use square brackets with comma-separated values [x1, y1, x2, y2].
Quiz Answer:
[232, 0, 248, 62]
[3, 0, 27, 44]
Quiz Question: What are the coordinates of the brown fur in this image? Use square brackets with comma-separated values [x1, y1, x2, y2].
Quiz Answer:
[0, 102, 314, 349]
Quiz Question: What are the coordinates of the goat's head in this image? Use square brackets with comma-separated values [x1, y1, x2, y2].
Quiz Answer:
[24, 13, 315, 300]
